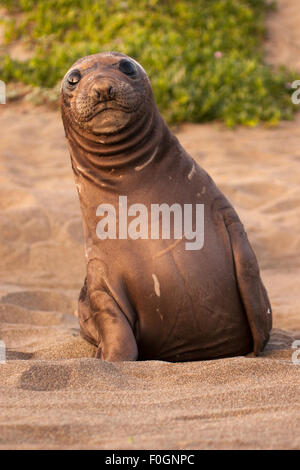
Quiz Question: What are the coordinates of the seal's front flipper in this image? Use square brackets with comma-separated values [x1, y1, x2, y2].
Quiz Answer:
[90, 290, 138, 361]
[78, 277, 98, 348]
[77, 262, 138, 361]
[221, 206, 272, 356]
[79, 281, 138, 362]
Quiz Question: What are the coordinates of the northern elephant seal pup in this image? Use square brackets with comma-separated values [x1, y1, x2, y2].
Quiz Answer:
[60, 52, 272, 362]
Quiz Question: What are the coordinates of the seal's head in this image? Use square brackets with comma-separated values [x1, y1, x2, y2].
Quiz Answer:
[61, 52, 153, 136]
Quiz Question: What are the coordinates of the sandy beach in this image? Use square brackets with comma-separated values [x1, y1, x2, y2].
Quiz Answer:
[0, 0, 300, 449]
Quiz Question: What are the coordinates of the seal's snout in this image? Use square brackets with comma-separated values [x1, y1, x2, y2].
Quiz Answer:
[91, 79, 115, 102]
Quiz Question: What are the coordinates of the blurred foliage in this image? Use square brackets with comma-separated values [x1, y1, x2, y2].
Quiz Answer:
[0, 0, 297, 125]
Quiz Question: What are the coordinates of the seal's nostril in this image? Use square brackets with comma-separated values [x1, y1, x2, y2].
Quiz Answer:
[108, 86, 114, 98]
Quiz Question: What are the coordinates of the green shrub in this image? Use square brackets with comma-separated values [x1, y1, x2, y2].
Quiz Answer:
[0, 0, 297, 125]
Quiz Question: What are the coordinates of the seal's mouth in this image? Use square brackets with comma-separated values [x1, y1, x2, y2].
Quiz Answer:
[86, 104, 135, 135]
[84, 99, 141, 125]
[92, 101, 132, 118]
[71, 101, 133, 125]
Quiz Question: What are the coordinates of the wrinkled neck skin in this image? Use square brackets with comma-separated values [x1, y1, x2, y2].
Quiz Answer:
[62, 101, 177, 252]
[62, 103, 172, 190]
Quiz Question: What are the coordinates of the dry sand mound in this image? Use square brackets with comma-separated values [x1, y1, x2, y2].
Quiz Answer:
[0, 327, 300, 449]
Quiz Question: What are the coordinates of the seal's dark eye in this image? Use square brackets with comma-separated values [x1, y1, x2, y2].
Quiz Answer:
[119, 59, 136, 77]
[67, 71, 81, 86]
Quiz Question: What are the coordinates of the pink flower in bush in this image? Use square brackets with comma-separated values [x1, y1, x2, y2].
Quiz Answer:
[214, 51, 223, 59]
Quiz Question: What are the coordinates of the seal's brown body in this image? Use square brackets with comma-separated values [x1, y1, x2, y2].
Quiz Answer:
[61, 52, 272, 362]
